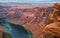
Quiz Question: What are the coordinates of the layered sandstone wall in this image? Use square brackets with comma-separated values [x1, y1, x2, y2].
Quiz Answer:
[43, 3, 60, 38]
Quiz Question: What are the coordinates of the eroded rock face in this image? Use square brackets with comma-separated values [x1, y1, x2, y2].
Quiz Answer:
[43, 3, 60, 38]
[43, 22, 60, 38]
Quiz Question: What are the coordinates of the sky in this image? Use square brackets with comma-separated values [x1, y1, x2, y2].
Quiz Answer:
[0, 0, 60, 3]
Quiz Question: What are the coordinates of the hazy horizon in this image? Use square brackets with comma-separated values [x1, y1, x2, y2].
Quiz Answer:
[0, 0, 60, 4]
